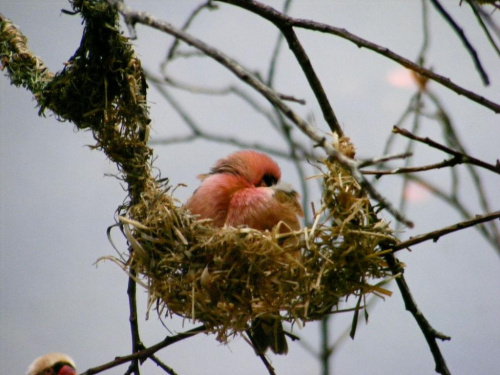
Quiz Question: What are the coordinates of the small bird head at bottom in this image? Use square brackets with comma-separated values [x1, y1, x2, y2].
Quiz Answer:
[27, 353, 76, 375]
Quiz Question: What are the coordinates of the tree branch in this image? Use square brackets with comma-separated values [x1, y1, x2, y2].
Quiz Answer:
[217, 0, 500, 114]
[275, 24, 343, 136]
[384, 254, 451, 375]
[244, 330, 277, 375]
[214, 0, 345, 136]
[108, 0, 413, 227]
[363, 157, 467, 176]
[81, 325, 206, 375]
[0, 13, 54, 95]
[126, 271, 143, 375]
[467, 1, 500, 59]
[146, 73, 312, 160]
[402, 173, 500, 252]
[148, 355, 178, 375]
[162, 0, 217, 73]
[266, 0, 292, 87]
[392, 210, 500, 252]
[393, 126, 500, 174]
[430, 0, 489, 85]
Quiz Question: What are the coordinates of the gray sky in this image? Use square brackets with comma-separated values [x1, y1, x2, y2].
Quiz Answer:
[1, 1, 500, 374]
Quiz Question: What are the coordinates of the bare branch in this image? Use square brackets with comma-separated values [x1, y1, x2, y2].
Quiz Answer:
[162, 1, 217, 73]
[108, 0, 413, 227]
[430, 0, 490, 85]
[273, 24, 342, 136]
[80, 325, 206, 375]
[474, 3, 500, 38]
[148, 356, 178, 375]
[357, 152, 412, 168]
[393, 126, 500, 174]
[217, 0, 500, 113]
[146, 74, 312, 160]
[162, 74, 305, 105]
[266, 0, 292, 87]
[467, 1, 500, 59]
[384, 254, 451, 375]
[245, 330, 277, 375]
[424, 90, 500, 251]
[127, 273, 143, 375]
[392, 210, 500, 252]
[403, 173, 500, 251]
[363, 157, 468, 176]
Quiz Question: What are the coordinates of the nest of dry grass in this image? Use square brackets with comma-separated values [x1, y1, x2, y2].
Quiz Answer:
[104, 141, 396, 343]
[6, 1, 394, 343]
[2, 3, 395, 342]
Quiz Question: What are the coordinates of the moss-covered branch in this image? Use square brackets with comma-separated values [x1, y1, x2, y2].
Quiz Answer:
[0, 13, 54, 96]
[1, 0, 152, 203]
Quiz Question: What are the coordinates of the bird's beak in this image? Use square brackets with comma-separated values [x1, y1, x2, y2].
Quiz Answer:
[58, 364, 77, 375]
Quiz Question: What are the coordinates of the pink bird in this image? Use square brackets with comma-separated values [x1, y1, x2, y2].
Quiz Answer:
[27, 353, 76, 375]
[186, 150, 304, 354]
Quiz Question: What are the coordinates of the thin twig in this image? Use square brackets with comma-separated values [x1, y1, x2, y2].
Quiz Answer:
[81, 325, 207, 375]
[475, 4, 500, 38]
[384, 254, 451, 375]
[263, 0, 313, 223]
[147, 75, 312, 160]
[162, 73, 305, 105]
[162, 1, 216, 73]
[363, 157, 469, 176]
[404, 173, 500, 252]
[417, 0, 430, 65]
[127, 271, 143, 375]
[217, 0, 500, 113]
[156, 74, 283, 131]
[276, 24, 343, 136]
[393, 126, 500, 174]
[266, 0, 293, 87]
[109, 0, 413, 227]
[320, 316, 331, 375]
[468, 1, 500, 59]
[357, 152, 412, 168]
[148, 355, 178, 375]
[429, 0, 489, 85]
[245, 329, 277, 375]
[392, 210, 500, 252]
[425, 89, 500, 249]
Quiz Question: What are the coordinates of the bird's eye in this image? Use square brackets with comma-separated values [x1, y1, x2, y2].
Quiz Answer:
[260, 173, 278, 187]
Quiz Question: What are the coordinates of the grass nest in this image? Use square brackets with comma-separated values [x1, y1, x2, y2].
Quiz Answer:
[4, 2, 393, 343]
[104, 142, 396, 343]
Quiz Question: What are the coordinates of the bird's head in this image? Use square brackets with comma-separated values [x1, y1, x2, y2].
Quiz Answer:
[27, 353, 76, 375]
[187, 150, 301, 229]
[209, 150, 281, 188]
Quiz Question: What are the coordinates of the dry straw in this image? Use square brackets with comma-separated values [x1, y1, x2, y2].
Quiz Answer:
[1, 1, 395, 345]
[103, 138, 396, 344]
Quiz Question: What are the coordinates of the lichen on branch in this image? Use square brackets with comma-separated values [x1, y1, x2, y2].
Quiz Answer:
[1, 0, 152, 203]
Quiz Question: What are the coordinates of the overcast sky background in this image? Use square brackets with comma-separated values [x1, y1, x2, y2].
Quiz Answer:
[1, 1, 500, 375]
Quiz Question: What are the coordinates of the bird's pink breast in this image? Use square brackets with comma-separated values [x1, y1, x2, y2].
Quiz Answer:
[185, 173, 250, 227]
